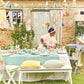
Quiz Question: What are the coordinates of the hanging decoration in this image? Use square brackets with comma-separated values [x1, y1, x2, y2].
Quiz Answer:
[26, 25, 31, 31]
[62, 10, 66, 17]
[54, 3, 57, 8]
[73, 0, 76, 7]
[0, 10, 6, 29]
[4, 20, 9, 28]
[42, 24, 45, 29]
[23, 12, 27, 19]
[62, 22, 65, 26]
[0, 0, 4, 6]
[26, 19, 31, 31]
[50, 11, 54, 16]
[39, 13, 43, 18]
[9, 4, 12, 8]
[46, 1, 48, 7]
[66, 20, 71, 27]
[38, 3, 42, 8]
[4, 1, 9, 7]
[29, 7, 34, 11]
[63, 0, 67, 8]
[29, 3, 34, 6]
[45, 22, 50, 29]
[14, 3, 19, 7]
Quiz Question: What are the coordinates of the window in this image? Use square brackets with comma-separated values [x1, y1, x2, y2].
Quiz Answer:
[6, 9, 22, 28]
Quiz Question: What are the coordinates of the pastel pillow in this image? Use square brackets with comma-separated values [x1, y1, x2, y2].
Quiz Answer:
[19, 60, 41, 68]
[43, 60, 64, 68]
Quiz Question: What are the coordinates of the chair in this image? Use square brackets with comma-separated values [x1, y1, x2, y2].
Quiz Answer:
[69, 44, 82, 74]
[2, 65, 18, 84]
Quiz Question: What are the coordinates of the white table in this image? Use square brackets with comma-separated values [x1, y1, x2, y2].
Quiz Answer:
[18, 53, 72, 84]
[3, 53, 72, 84]
[19, 65, 72, 84]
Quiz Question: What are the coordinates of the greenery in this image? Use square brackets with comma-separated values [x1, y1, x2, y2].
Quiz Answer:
[75, 22, 84, 37]
[11, 22, 34, 49]
[0, 73, 84, 84]
[65, 46, 75, 56]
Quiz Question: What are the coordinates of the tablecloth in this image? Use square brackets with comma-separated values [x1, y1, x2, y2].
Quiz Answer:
[2, 53, 72, 82]
[3, 53, 59, 65]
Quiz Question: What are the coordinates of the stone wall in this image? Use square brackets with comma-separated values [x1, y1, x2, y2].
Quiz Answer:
[0, 0, 84, 45]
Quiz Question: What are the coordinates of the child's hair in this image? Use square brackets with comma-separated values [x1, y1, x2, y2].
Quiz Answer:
[48, 27, 54, 33]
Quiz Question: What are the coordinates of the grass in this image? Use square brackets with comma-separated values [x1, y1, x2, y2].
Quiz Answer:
[0, 73, 84, 84]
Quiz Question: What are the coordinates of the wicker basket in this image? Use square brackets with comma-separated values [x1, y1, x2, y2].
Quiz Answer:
[0, 60, 4, 70]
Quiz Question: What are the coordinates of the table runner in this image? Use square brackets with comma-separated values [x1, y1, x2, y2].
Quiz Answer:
[3, 53, 59, 66]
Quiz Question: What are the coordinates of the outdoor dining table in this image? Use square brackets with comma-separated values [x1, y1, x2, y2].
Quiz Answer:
[2, 50, 72, 84]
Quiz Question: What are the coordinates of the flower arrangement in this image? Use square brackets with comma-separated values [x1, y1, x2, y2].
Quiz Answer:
[0, 41, 6, 50]
[45, 22, 50, 29]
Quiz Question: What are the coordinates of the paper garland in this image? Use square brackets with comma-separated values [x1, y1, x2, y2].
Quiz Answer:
[4, 1, 9, 7]
[14, 3, 19, 7]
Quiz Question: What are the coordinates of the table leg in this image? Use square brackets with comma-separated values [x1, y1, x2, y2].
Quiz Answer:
[69, 71, 72, 84]
[83, 52, 84, 66]
[19, 71, 22, 84]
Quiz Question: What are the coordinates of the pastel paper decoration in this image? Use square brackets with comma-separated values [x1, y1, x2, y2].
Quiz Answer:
[4, 20, 9, 28]
[54, 3, 57, 8]
[39, 13, 43, 18]
[62, 22, 65, 26]
[0, 10, 6, 29]
[26, 25, 31, 31]
[14, 3, 19, 7]
[24, 12, 27, 19]
[66, 20, 71, 26]
[62, 10, 66, 17]
[30, 3, 34, 6]
[4, 1, 9, 7]
[38, 3, 42, 8]
[9, 4, 12, 8]
[46, 1, 48, 6]
[42, 24, 45, 29]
